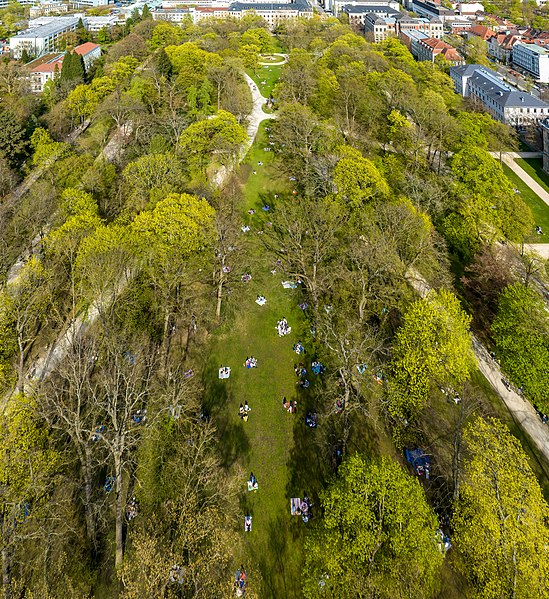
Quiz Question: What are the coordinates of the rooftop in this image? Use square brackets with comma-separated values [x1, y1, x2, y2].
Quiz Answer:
[514, 41, 549, 55]
[229, 0, 310, 9]
[12, 17, 79, 39]
[341, 4, 399, 13]
[74, 41, 100, 55]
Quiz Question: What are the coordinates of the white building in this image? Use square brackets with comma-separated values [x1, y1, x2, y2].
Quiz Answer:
[327, 0, 398, 16]
[26, 42, 100, 92]
[10, 17, 79, 58]
[0, 0, 33, 9]
[85, 15, 118, 30]
[450, 64, 549, 126]
[512, 42, 549, 83]
[228, 0, 313, 28]
[69, 0, 114, 7]
[29, 1, 69, 17]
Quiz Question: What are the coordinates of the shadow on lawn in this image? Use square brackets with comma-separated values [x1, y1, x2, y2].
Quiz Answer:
[202, 356, 251, 468]
[254, 513, 304, 599]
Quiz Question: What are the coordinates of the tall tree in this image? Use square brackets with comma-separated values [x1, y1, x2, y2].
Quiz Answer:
[302, 455, 443, 598]
[492, 282, 549, 412]
[389, 289, 475, 421]
[453, 416, 549, 598]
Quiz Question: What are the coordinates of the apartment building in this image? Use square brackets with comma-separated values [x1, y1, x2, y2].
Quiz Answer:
[512, 41, 549, 83]
[26, 42, 100, 91]
[228, 0, 313, 28]
[340, 4, 399, 27]
[327, 0, 399, 17]
[29, 1, 69, 17]
[10, 17, 79, 58]
[363, 10, 443, 42]
[416, 37, 464, 63]
[487, 32, 519, 63]
[450, 64, 549, 126]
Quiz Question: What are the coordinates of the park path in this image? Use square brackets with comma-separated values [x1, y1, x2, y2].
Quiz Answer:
[22, 74, 277, 391]
[494, 151, 549, 209]
[407, 270, 549, 464]
[213, 74, 275, 187]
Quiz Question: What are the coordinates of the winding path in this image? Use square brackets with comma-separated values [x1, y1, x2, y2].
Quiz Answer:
[407, 270, 549, 467]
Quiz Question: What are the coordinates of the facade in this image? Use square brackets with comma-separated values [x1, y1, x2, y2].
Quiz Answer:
[450, 63, 549, 126]
[328, 0, 399, 16]
[0, 0, 34, 9]
[408, 0, 455, 23]
[228, 0, 313, 28]
[487, 32, 519, 63]
[416, 36, 464, 63]
[74, 41, 101, 69]
[364, 13, 397, 41]
[10, 17, 79, 58]
[26, 42, 100, 92]
[26, 52, 63, 92]
[84, 15, 118, 31]
[512, 42, 549, 83]
[399, 28, 428, 56]
[540, 118, 549, 174]
[29, 1, 69, 17]
[152, 7, 190, 21]
[69, 0, 114, 6]
[362, 10, 442, 41]
[398, 16, 442, 37]
[340, 4, 399, 27]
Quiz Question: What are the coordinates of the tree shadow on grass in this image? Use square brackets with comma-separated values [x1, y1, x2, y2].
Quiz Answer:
[202, 356, 251, 468]
[254, 512, 305, 599]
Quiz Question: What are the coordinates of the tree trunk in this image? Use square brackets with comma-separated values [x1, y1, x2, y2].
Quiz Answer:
[2, 545, 11, 599]
[114, 453, 124, 569]
[216, 279, 224, 320]
[17, 337, 25, 394]
[83, 448, 97, 549]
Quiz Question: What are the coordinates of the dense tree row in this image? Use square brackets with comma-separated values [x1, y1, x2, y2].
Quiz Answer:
[0, 13, 548, 598]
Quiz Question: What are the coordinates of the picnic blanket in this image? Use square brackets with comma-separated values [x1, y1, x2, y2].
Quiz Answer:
[291, 498, 302, 515]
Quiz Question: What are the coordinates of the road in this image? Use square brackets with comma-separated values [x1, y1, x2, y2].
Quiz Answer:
[407, 270, 549, 466]
[489, 61, 541, 98]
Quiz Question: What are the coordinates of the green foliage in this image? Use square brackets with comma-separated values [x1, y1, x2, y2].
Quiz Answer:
[178, 110, 247, 172]
[0, 109, 27, 166]
[492, 283, 549, 412]
[149, 21, 184, 50]
[122, 152, 186, 211]
[60, 51, 85, 86]
[30, 127, 71, 169]
[132, 192, 216, 260]
[389, 289, 475, 419]
[303, 454, 443, 598]
[333, 145, 389, 209]
[453, 417, 549, 598]
[450, 147, 533, 247]
[155, 47, 173, 79]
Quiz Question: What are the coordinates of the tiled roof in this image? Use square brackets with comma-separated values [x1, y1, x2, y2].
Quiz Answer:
[74, 42, 100, 56]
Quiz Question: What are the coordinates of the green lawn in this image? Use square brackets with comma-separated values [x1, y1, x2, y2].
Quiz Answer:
[502, 163, 549, 242]
[204, 122, 315, 597]
[247, 64, 282, 98]
[515, 157, 549, 194]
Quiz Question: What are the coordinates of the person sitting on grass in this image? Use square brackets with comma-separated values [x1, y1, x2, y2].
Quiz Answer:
[283, 397, 290, 410]
[244, 401, 251, 413]
[239, 404, 245, 418]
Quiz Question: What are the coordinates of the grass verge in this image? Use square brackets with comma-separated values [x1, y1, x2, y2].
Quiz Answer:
[515, 157, 549, 194]
[502, 163, 549, 242]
